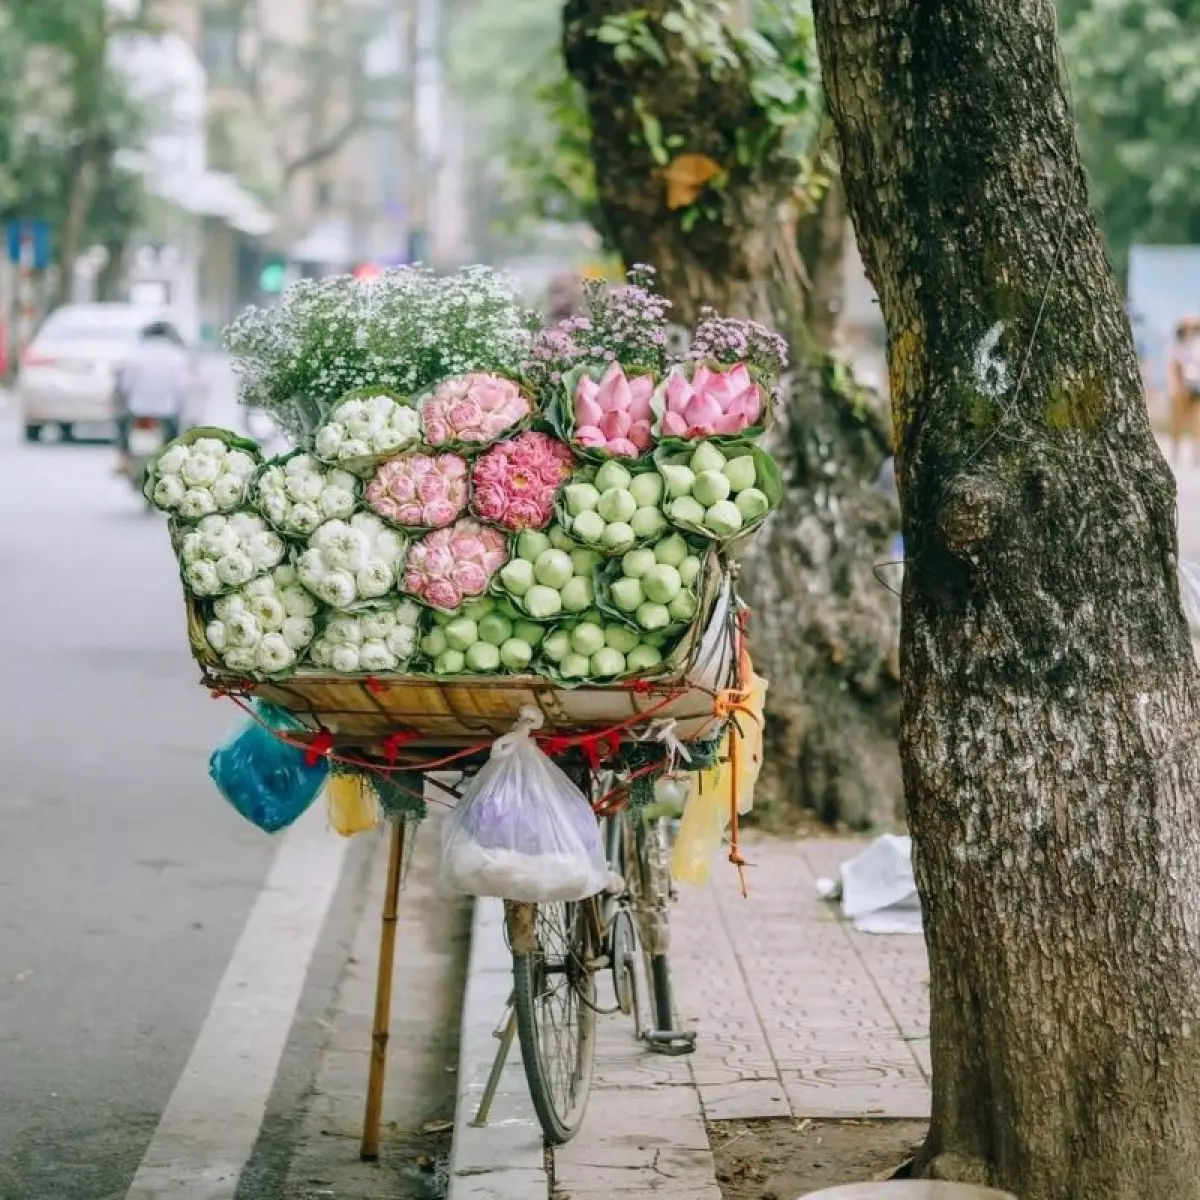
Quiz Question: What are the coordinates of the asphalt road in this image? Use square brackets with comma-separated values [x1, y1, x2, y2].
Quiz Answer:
[0, 363, 350, 1200]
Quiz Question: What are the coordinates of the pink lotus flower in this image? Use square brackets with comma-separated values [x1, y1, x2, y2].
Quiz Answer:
[401, 518, 507, 610]
[366, 452, 469, 529]
[654, 363, 764, 441]
[421, 374, 530, 447]
[572, 363, 658, 458]
[469, 432, 574, 531]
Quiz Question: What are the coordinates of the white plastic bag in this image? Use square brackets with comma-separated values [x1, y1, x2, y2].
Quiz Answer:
[440, 707, 611, 902]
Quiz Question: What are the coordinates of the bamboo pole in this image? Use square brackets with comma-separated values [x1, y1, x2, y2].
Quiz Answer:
[360, 818, 407, 1161]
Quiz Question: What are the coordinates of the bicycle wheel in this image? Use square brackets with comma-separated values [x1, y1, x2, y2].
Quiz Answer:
[509, 899, 598, 1144]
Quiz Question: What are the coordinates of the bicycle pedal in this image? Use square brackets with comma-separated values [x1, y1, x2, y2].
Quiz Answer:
[644, 1029, 697, 1056]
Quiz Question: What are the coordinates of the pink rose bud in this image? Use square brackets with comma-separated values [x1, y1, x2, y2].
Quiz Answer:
[396, 502, 425, 525]
[628, 420, 653, 451]
[661, 411, 689, 437]
[441, 455, 468, 479]
[605, 438, 639, 458]
[576, 425, 607, 448]
[575, 396, 604, 428]
[423, 499, 459, 528]
[424, 419, 450, 446]
[452, 562, 488, 593]
[417, 474, 450, 503]
[426, 547, 455, 577]
[599, 409, 632, 440]
[403, 569, 426, 594]
[425, 580, 463, 610]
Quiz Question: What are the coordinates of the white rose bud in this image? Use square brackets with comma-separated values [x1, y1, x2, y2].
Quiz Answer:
[226, 611, 262, 647]
[315, 424, 344, 459]
[256, 633, 297, 674]
[281, 584, 318, 618]
[356, 561, 394, 599]
[282, 616, 315, 650]
[181, 453, 221, 487]
[179, 488, 217, 520]
[359, 641, 398, 673]
[185, 560, 221, 596]
[319, 486, 356, 521]
[193, 438, 229, 459]
[330, 644, 362, 673]
[223, 449, 258, 479]
[289, 503, 322, 534]
[318, 570, 358, 609]
[222, 646, 258, 673]
[157, 444, 189, 476]
[212, 474, 246, 512]
[216, 550, 255, 588]
[205, 619, 229, 652]
[153, 475, 186, 510]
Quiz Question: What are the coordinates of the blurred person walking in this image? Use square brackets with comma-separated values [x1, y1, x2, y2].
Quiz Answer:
[1168, 315, 1200, 466]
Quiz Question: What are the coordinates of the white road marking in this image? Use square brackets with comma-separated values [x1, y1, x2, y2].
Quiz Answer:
[125, 804, 349, 1199]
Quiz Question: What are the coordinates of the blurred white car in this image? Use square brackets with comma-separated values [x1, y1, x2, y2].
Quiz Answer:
[16, 303, 201, 443]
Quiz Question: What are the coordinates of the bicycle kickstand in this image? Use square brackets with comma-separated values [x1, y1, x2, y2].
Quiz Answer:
[643, 1028, 697, 1056]
[472, 996, 517, 1127]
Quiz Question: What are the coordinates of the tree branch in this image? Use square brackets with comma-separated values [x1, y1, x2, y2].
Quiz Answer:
[281, 111, 365, 183]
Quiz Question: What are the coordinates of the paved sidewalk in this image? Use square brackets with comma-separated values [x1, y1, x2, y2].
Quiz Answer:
[447, 835, 931, 1199]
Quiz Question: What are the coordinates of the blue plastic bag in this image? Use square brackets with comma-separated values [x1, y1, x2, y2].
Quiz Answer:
[209, 703, 328, 833]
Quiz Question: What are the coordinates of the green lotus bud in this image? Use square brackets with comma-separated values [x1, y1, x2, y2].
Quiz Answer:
[604, 623, 640, 653]
[689, 441, 726, 475]
[462, 596, 496, 621]
[432, 608, 455, 626]
[643, 563, 682, 605]
[622, 548, 657, 579]
[610, 576, 645, 612]
[513, 620, 546, 647]
[564, 482, 601, 516]
[594, 460, 633, 492]
[591, 647, 626, 678]
[560, 575, 594, 613]
[597, 487, 637, 524]
[534, 548, 573, 588]
[667, 496, 707, 527]
[524, 584, 564, 619]
[678, 554, 703, 587]
[436, 648, 466, 674]
[444, 618, 479, 651]
[478, 613, 514, 646]
[571, 547, 603, 576]
[517, 530, 552, 562]
[630, 507, 668, 540]
[626, 644, 663, 672]
[561, 652, 592, 680]
[571, 509, 606, 545]
[654, 533, 689, 567]
[659, 463, 695, 499]
[500, 638, 534, 671]
[421, 628, 448, 658]
[548, 526, 576, 551]
[629, 472, 665, 508]
[635, 602, 672, 632]
[601, 522, 636, 553]
[571, 620, 606, 657]
[723, 453, 758, 493]
[668, 590, 698, 622]
[704, 499, 745, 537]
[542, 630, 572, 662]
[465, 641, 501, 672]
[500, 557, 535, 596]
[734, 487, 771, 522]
[496, 597, 523, 621]
[692, 469, 731, 507]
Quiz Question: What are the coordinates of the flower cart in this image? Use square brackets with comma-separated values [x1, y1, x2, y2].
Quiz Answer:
[155, 265, 781, 1150]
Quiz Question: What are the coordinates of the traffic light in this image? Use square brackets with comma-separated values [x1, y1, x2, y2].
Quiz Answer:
[259, 257, 286, 294]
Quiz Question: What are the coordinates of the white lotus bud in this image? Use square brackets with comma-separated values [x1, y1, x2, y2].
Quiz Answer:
[393, 599, 422, 627]
[318, 570, 358, 608]
[327, 469, 358, 493]
[157, 444, 189, 476]
[281, 584, 318, 618]
[247, 593, 287, 631]
[315, 424, 344, 459]
[222, 646, 258, 672]
[289, 502, 322, 534]
[286, 472, 324, 504]
[181, 453, 220, 487]
[205, 620, 229, 652]
[153, 475, 186, 510]
[216, 550, 255, 588]
[285, 453, 319, 476]
[179, 488, 217, 520]
[319, 486, 356, 520]
[359, 640, 398, 672]
[192, 437, 229, 458]
[246, 531, 285, 571]
[179, 532, 204, 564]
[212, 474, 247, 511]
[185, 560, 221, 595]
[282, 616, 315, 650]
[385, 625, 416, 660]
[356, 561, 394, 599]
[330, 644, 362, 673]
[324, 615, 363, 645]
[340, 438, 371, 460]
[223, 449, 258, 479]
[323, 527, 371, 573]
[360, 611, 395, 640]
[227, 611, 262, 647]
[256, 633, 297, 674]
[296, 550, 327, 586]
[213, 594, 246, 621]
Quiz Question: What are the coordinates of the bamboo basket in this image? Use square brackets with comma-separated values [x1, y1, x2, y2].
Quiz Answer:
[188, 575, 738, 753]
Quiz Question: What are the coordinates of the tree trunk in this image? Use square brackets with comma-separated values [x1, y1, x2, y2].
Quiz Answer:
[812, 0, 1200, 1194]
[55, 136, 97, 308]
[564, 0, 902, 825]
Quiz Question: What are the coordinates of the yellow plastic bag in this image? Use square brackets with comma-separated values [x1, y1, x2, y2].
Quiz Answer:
[670, 670, 768, 886]
[327, 773, 382, 837]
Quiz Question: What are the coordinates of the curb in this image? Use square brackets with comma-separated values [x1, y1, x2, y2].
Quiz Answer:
[447, 898, 547, 1199]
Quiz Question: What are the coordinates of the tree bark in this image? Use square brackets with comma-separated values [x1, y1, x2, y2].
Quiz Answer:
[564, 0, 902, 825]
[812, 0, 1200, 1194]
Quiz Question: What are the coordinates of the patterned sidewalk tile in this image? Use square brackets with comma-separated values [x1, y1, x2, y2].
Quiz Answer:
[670, 835, 932, 1122]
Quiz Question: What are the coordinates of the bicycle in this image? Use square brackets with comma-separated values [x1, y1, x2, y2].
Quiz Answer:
[473, 771, 695, 1145]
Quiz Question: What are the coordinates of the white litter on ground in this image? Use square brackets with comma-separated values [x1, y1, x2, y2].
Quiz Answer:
[816, 833, 923, 935]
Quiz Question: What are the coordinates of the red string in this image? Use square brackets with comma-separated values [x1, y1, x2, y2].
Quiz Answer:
[364, 675, 387, 695]
[381, 730, 419, 762]
[304, 731, 334, 767]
